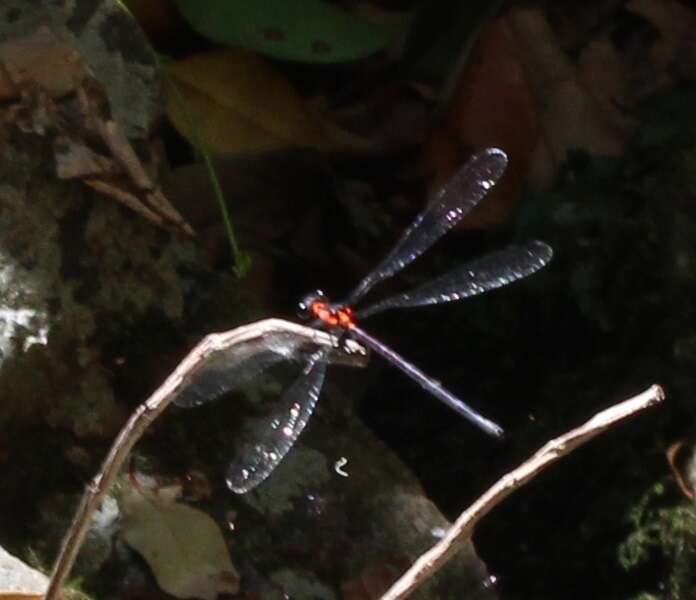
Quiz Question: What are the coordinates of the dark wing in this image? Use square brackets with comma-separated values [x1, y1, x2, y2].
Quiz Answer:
[226, 353, 328, 494]
[173, 349, 288, 408]
[358, 241, 553, 319]
[345, 148, 508, 305]
[172, 329, 358, 408]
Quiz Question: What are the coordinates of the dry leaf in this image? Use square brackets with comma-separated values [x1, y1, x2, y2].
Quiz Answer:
[165, 49, 333, 154]
[0, 26, 86, 101]
[121, 486, 239, 600]
[0, 545, 48, 600]
[627, 0, 696, 78]
[666, 439, 695, 500]
[62, 79, 194, 236]
[54, 136, 119, 179]
[424, 18, 540, 228]
[577, 39, 632, 117]
[341, 557, 410, 600]
[426, 8, 635, 202]
[504, 8, 630, 187]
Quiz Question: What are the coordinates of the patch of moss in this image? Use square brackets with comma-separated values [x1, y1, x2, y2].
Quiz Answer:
[620, 482, 696, 599]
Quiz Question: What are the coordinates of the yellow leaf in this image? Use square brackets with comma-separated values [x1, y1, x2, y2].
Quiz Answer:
[121, 487, 239, 600]
[166, 49, 331, 154]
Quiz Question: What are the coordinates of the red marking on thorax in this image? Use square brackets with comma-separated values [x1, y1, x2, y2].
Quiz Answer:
[311, 301, 356, 329]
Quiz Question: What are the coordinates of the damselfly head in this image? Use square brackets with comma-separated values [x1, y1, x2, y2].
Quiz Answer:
[297, 290, 327, 319]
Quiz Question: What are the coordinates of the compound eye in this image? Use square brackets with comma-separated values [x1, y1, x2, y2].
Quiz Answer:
[297, 289, 325, 319]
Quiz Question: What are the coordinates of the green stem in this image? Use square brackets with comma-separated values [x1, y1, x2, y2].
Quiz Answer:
[161, 57, 252, 277]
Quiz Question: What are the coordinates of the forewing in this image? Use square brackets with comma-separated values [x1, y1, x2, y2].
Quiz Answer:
[226, 354, 328, 493]
[346, 148, 508, 304]
[358, 241, 553, 318]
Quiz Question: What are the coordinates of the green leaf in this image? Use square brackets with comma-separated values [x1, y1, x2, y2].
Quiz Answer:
[173, 0, 406, 63]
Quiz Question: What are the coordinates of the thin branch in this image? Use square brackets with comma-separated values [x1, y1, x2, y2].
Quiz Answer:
[45, 319, 363, 600]
[380, 384, 666, 600]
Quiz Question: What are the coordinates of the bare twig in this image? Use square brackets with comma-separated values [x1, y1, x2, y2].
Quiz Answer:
[45, 319, 364, 600]
[380, 384, 666, 600]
